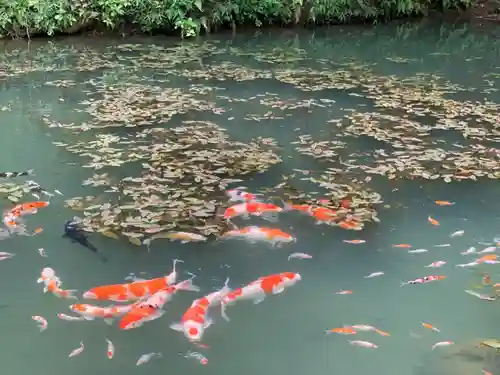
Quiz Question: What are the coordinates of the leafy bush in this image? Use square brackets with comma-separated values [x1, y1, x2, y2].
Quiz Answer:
[0, 0, 477, 38]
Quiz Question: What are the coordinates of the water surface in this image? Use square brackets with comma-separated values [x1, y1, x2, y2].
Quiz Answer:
[0, 20, 500, 375]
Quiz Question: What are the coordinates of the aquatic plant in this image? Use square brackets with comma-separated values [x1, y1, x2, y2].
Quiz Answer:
[0, 0, 477, 39]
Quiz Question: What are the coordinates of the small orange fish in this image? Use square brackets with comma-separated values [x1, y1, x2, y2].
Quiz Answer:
[428, 216, 440, 226]
[33, 227, 43, 235]
[325, 327, 357, 335]
[335, 290, 352, 295]
[435, 201, 455, 206]
[343, 240, 366, 244]
[421, 322, 440, 332]
[392, 244, 412, 248]
[375, 329, 390, 336]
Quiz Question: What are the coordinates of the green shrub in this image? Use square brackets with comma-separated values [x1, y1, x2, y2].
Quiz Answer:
[0, 0, 478, 38]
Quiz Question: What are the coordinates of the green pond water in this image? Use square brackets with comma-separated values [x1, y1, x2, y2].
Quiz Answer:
[0, 20, 500, 375]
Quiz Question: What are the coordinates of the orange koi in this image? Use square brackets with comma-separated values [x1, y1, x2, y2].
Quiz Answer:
[325, 327, 357, 335]
[428, 216, 440, 226]
[223, 202, 282, 220]
[392, 244, 412, 248]
[343, 240, 366, 244]
[421, 322, 440, 332]
[82, 259, 182, 301]
[435, 201, 454, 206]
[220, 226, 295, 247]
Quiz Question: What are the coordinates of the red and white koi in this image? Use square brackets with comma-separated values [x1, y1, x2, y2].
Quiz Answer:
[226, 188, 260, 202]
[119, 277, 200, 330]
[220, 226, 295, 247]
[432, 340, 454, 350]
[478, 246, 497, 254]
[349, 340, 378, 348]
[70, 302, 135, 323]
[105, 338, 114, 359]
[400, 275, 446, 287]
[223, 202, 282, 220]
[184, 351, 209, 365]
[170, 278, 231, 342]
[69, 341, 85, 358]
[32, 315, 48, 331]
[221, 272, 301, 321]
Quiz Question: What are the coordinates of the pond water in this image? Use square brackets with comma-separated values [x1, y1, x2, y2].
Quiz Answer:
[0, 19, 500, 375]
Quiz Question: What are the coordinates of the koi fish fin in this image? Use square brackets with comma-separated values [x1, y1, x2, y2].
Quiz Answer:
[84, 316, 95, 321]
[169, 323, 184, 332]
[400, 281, 407, 287]
[65, 290, 78, 300]
[43, 286, 48, 293]
[104, 318, 113, 325]
[37, 277, 43, 284]
[204, 318, 213, 328]
[253, 297, 265, 304]
[272, 285, 285, 295]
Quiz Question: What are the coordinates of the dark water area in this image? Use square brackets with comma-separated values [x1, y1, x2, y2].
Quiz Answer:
[0, 20, 499, 375]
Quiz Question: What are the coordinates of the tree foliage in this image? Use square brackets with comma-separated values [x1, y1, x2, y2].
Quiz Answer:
[0, 0, 477, 38]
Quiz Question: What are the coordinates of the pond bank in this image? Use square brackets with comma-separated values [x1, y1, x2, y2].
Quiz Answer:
[0, 0, 480, 39]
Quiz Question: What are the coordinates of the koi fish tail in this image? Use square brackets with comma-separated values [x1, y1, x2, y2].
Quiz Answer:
[63, 290, 78, 299]
[176, 278, 200, 292]
[281, 200, 293, 211]
[400, 281, 407, 287]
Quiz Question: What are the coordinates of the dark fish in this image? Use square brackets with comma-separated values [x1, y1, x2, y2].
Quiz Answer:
[0, 170, 33, 178]
[63, 220, 108, 262]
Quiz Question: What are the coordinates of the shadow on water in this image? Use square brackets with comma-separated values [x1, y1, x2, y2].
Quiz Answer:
[0, 20, 499, 375]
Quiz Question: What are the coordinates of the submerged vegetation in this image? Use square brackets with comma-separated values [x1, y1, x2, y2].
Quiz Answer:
[0, 23, 499, 246]
[0, 0, 477, 39]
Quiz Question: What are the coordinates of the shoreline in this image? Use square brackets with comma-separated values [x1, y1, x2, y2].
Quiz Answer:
[0, 5, 498, 41]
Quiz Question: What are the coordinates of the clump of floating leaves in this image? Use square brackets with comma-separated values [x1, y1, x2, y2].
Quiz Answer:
[60, 122, 282, 245]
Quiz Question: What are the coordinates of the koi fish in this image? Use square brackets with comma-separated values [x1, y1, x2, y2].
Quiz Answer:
[335, 290, 352, 295]
[32, 315, 48, 331]
[325, 327, 357, 335]
[221, 272, 301, 321]
[365, 272, 384, 278]
[283, 203, 341, 225]
[344, 239, 366, 244]
[477, 254, 498, 263]
[435, 200, 454, 206]
[223, 202, 282, 220]
[70, 303, 135, 322]
[421, 322, 440, 332]
[226, 189, 260, 202]
[184, 351, 208, 365]
[38, 248, 47, 257]
[478, 246, 496, 254]
[393, 244, 412, 248]
[338, 219, 364, 231]
[171, 278, 231, 342]
[136, 352, 162, 366]
[431, 340, 453, 350]
[460, 246, 476, 255]
[400, 275, 446, 287]
[450, 230, 464, 237]
[464, 289, 496, 301]
[0, 170, 34, 178]
[69, 341, 84, 358]
[10, 201, 49, 217]
[105, 338, 114, 359]
[348, 325, 390, 336]
[44, 279, 77, 299]
[428, 216, 440, 226]
[37, 267, 61, 287]
[119, 278, 200, 330]
[425, 261, 446, 268]
[82, 258, 182, 301]
[287, 252, 312, 260]
[220, 226, 295, 247]
[349, 340, 378, 348]
[408, 249, 428, 254]
[456, 261, 479, 268]
[163, 232, 208, 244]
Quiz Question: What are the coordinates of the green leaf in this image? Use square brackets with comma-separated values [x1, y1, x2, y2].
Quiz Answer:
[195, 0, 203, 11]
